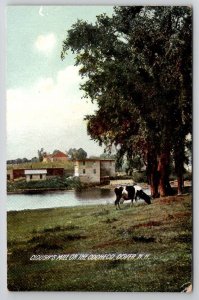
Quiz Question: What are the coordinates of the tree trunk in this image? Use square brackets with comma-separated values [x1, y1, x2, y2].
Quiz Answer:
[157, 151, 171, 197]
[165, 177, 174, 195]
[149, 170, 159, 198]
[158, 159, 167, 197]
[147, 149, 159, 198]
[176, 160, 184, 195]
[174, 144, 185, 195]
[177, 174, 183, 195]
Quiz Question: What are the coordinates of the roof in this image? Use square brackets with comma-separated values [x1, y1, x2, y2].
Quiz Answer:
[74, 159, 115, 162]
[52, 151, 68, 158]
[25, 169, 47, 175]
[100, 159, 115, 162]
[11, 167, 64, 171]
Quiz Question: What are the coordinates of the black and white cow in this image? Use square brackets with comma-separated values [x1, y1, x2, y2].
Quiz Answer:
[114, 185, 151, 209]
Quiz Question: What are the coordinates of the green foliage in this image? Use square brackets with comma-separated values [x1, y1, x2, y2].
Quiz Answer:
[7, 176, 82, 192]
[38, 148, 44, 162]
[7, 160, 74, 170]
[183, 171, 192, 181]
[68, 148, 87, 160]
[131, 171, 148, 183]
[61, 6, 192, 188]
[109, 175, 132, 180]
[99, 153, 116, 159]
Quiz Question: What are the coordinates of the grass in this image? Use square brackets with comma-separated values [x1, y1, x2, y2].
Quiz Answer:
[7, 161, 74, 170]
[7, 194, 192, 292]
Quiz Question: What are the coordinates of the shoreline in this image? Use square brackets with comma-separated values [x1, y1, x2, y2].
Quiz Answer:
[7, 188, 74, 195]
[7, 180, 191, 195]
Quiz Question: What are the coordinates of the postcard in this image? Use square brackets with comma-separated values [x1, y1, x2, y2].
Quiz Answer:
[7, 6, 192, 292]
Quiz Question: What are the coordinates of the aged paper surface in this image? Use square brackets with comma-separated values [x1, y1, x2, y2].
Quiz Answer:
[7, 6, 192, 292]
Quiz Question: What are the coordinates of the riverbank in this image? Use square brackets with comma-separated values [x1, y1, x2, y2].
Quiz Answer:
[7, 178, 192, 196]
[7, 194, 192, 292]
[7, 187, 74, 195]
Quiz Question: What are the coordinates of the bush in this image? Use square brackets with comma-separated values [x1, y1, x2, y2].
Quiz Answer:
[183, 171, 192, 181]
[7, 176, 82, 192]
[109, 175, 133, 180]
[169, 171, 192, 182]
[131, 171, 148, 183]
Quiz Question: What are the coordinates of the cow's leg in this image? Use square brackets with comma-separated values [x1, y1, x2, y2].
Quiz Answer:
[120, 198, 124, 205]
[130, 198, 134, 207]
[135, 191, 139, 202]
[135, 194, 137, 202]
[115, 196, 121, 210]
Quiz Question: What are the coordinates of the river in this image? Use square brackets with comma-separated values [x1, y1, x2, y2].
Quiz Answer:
[7, 188, 151, 212]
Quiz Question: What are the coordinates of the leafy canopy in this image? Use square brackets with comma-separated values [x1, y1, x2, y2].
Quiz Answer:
[61, 6, 192, 165]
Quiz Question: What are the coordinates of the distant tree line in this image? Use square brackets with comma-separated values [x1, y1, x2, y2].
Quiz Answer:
[7, 157, 39, 164]
[7, 147, 112, 164]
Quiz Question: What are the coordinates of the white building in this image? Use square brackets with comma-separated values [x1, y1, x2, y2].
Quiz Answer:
[24, 169, 47, 182]
[74, 159, 115, 183]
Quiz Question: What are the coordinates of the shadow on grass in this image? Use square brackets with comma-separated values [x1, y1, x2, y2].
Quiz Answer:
[132, 236, 156, 243]
[28, 227, 87, 253]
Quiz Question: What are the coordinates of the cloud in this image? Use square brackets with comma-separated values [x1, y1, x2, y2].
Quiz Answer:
[7, 65, 95, 129]
[35, 33, 56, 54]
[7, 65, 100, 159]
[39, 6, 45, 17]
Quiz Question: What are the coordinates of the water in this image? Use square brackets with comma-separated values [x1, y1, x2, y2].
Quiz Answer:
[7, 188, 151, 212]
[7, 189, 115, 211]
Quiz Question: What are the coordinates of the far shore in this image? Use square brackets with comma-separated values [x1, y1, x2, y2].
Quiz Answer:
[7, 179, 191, 195]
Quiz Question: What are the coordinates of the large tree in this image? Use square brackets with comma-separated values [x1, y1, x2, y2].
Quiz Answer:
[62, 6, 192, 197]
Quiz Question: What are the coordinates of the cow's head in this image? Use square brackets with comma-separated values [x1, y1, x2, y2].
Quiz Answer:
[136, 190, 151, 204]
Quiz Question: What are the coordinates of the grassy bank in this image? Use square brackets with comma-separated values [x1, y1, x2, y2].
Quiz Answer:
[7, 194, 192, 292]
[7, 161, 74, 170]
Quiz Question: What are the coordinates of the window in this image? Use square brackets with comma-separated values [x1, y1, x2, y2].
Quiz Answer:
[30, 175, 32, 180]
[93, 169, 96, 174]
[83, 161, 85, 165]
[83, 169, 86, 174]
[40, 174, 43, 179]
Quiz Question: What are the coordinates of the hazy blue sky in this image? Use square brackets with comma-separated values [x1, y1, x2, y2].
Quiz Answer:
[7, 6, 114, 159]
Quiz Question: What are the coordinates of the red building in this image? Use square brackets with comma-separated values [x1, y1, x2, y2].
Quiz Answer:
[43, 151, 68, 162]
[52, 151, 68, 162]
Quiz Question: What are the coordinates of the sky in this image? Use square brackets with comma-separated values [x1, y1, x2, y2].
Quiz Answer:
[7, 6, 114, 160]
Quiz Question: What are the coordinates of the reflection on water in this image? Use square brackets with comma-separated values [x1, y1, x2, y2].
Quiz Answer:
[7, 188, 116, 212]
[7, 188, 151, 212]
[75, 188, 114, 200]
